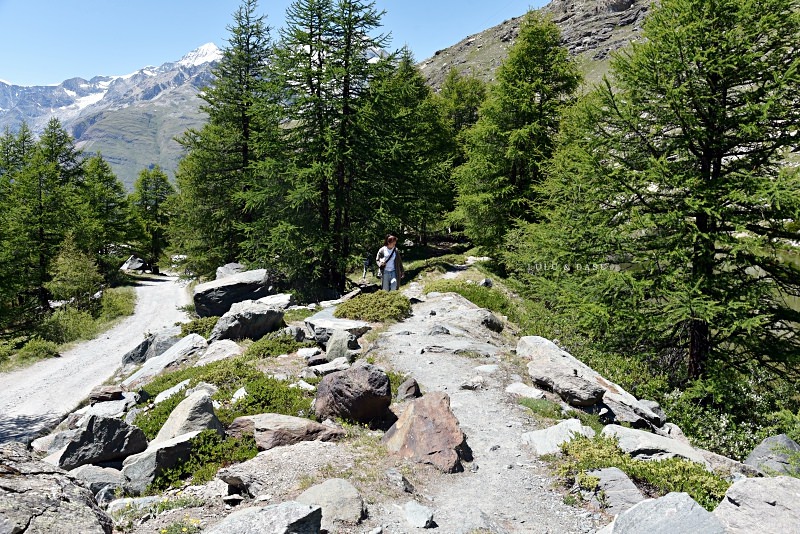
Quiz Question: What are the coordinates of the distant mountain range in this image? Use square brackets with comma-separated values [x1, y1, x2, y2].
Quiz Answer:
[0, 44, 221, 190]
[0, 0, 650, 190]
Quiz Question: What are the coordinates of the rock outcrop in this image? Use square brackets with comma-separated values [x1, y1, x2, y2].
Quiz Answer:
[744, 434, 800, 476]
[208, 300, 285, 342]
[602, 425, 709, 466]
[522, 418, 595, 456]
[193, 269, 273, 318]
[713, 476, 800, 533]
[600, 492, 725, 533]
[205, 501, 322, 534]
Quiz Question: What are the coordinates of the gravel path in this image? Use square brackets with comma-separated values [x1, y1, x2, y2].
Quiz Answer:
[367, 284, 601, 533]
[0, 276, 191, 444]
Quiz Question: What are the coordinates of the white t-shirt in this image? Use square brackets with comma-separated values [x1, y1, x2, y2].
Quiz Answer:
[378, 246, 397, 271]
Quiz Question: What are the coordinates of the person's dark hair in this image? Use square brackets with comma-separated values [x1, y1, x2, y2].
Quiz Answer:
[384, 234, 397, 246]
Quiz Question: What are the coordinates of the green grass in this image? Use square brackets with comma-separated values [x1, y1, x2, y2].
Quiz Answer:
[179, 316, 219, 339]
[519, 397, 605, 434]
[334, 291, 412, 322]
[283, 307, 316, 323]
[242, 334, 315, 359]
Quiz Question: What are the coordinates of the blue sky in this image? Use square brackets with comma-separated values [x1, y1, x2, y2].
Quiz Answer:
[0, 0, 545, 86]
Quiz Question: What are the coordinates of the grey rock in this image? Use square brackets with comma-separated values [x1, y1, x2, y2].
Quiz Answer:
[305, 307, 371, 341]
[205, 501, 322, 534]
[602, 425, 709, 466]
[185, 381, 219, 397]
[122, 334, 207, 388]
[653, 422, 691, 445]
[314, 361, 391, 424]
[744, 434, 800, 476]
[31, 428, 78, 455]
[298, 347, 322, 360]
[521, 419, 595, 456]
[120, 255, 147, 271]
[386, 468, 415, 493]
[325, 329, 356, 361]
[505, 382, 546, 400]
[474, 364, 499, 374]
[216, 262, 246, 280]
[89, 385, 125, 403]
[460, 375, 486, 390]
[307, 353, 331, 367]
[69, 464, 125, 495]
[208, 300, 285, 342]
[713, 476, 800, 533]
[121, 326, 182, 366]
[0, 442, 113, 534]
[311, 357, 352, 376]
[583, 467, 645, 514]
[153, 390, 224, 444]
[193, 268, 273, 318]
[607, 492, 725, 534]
[284, 325, 307, 341]
[195, 339, 244, 366]
[105, 495, 162, 515]
[57, 415, 147, 470]
[520, 336, 663, 427]
[639, 400, 667, 427]
[226, 413, 345, 451]
[427, 324, 451, 336]
[478, 277, 493, 288]
[396, 377, 421, 401]
[122, 431, 201, 495]
[467, 308, 503, 332]
[296, 478, 365, 531]
[404, 500, 435, 528]
[153, 378, 190, 404]
[256, 292, 295, 310]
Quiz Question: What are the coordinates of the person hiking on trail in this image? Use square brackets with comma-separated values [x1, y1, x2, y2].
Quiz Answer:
[376, 235, 404, 291]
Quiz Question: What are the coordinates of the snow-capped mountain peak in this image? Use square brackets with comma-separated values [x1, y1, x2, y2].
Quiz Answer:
[178, 43, 222, 68]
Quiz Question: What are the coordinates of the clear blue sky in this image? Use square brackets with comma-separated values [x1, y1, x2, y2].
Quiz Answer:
[0, 0, 545, 86]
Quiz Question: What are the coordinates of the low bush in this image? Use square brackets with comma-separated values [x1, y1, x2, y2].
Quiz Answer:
[558, 435, 730, 511]
[38, 307, 98, 344]
[16, 337, 60, 361]
[334, 291, 411, 322]
[216, 374, 313, 426]
[179, 316, 219, 339]
[0, 341, 12, 364]
[134, 393, 185, 440]
[149, 430, 258, 491]
[242, 334, 315, 359]
[99, 287, 136, 321]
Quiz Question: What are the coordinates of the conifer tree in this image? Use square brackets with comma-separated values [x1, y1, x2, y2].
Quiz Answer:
[130, 166, 175, 272]
[453, 11, 579, 255]
[510, 0, 800, 380]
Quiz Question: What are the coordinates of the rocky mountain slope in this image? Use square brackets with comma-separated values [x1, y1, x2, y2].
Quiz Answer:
[0, 44, 220, 189]
[419, 0, 650, 89]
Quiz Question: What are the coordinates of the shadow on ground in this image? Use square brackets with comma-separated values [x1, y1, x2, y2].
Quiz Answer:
[0, 413, 63, 445]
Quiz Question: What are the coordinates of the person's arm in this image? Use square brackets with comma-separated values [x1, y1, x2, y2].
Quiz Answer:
[376, 247, 384, 266]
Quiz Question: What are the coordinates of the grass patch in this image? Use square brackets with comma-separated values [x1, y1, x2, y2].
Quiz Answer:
[520, 397, 605, 434]
[424, 279, 514, 318]
[383, 368, 409, 399]
[558, 435, 730, 511]
[98, 286, 137, 321]
[283, 307, 316, 323]
[38, 307, 98, 344]
[334, 291, 411, 322]
[242, 334, 315, 359]
[179, 316, 218, 339]
[16, 337, 60, 361]
[149, 430, 259, 492]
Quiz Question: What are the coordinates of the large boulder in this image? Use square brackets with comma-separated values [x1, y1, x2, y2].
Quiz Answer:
[296, 478, 365, 531]
[713, 476, 800, 533]
[195, 339, 245, 366]
[205, 501, 322, 534]
[56, 415, 147, 470]
[522, 418, 595, 456]
[152, 390, 224, 444]
[0, 442, 113, 534]
[193, 268, 273, 318]
[207, 300, 284, 342]
[314, 361, 391, 424]
[520, 336, 664, 427]
[122, 334, 207, 388]
[121, 431, 200, 495]
[216, 262, 246, 280]
[602, 425, 709, 466]
[602, 492, 725, 534]
[69, 464, 126, 495]
[744, 434, 800, 476]
[382, 392, 472, 473]
[227, 413, 345, 450]
[121, 326, 182, 367]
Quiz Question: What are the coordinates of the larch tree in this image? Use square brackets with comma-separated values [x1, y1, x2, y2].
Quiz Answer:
[130, 166, 175, 272]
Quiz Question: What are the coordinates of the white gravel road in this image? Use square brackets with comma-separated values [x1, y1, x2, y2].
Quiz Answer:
[0, 276, 191, 444]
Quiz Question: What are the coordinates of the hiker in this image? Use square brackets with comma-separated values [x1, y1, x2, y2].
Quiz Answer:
[376, 234, 404, 291]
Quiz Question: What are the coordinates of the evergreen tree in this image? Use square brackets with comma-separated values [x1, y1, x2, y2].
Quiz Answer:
[437, 68, 486, 165]
[453, 11, 580, 255]
[510, 0, 800, 380]
[172, 0, 274, 277]
[45, 235, 104, 311]
[130, 166, 175, 271]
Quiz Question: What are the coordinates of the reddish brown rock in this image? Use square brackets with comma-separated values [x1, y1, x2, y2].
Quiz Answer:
[89, 385, 124, 404]
[382, 392, 471, 473]
[227, 413, 345, 450]
[313, 362, 391, 424]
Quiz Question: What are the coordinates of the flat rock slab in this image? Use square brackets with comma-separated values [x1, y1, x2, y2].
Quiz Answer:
[505, 382, 546, 400]
[227, 413, 345, 450]
[205, 501, 322, 534]
[195, 339, 245, 366]
[713, 476, 800, 533]
[305, 307, 371, 339]
[69, 464, 126, 495]
[522, 418, 595, 456]
[605, 492, 725, 534]
[0, 442, 113, 534]
[602, 425, 709, 467]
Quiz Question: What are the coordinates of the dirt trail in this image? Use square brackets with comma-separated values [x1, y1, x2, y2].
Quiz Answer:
[0, 276, 190, 444]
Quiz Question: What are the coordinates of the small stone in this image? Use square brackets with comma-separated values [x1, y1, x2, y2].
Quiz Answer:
[404, 501, 434, 529]
[429, 310, 437, 316]
[460, 376, 486, 390]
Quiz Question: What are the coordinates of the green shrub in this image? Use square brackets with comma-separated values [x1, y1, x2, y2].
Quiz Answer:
[0, 341, 12, 364]
[334, 291, 411, 322]
[38, 307, 98, 344]
[558, 435, 730, 511]
[134, 393, 185, 441]
[149, 430, 258, 491]
[17, 337, 60, 361]
[243, 334, 315, 359]
[384, 368, 408, 399]
[179, 316, 219, 338]
[217, 375, 313, 426]
[99, 287, 136, 321]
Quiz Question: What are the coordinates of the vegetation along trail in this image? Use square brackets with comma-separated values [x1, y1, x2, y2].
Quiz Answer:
[0, 276, 190, 445]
